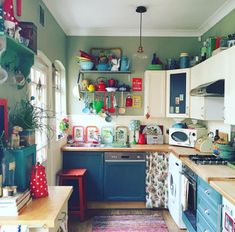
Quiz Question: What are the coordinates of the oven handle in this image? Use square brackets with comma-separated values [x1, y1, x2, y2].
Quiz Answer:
[180, 171, 197, 189]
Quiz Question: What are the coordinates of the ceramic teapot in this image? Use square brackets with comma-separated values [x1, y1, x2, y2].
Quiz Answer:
[120, 56, 130, 71]
[108, 78, 117, 87]
[97, 80, 106, 91]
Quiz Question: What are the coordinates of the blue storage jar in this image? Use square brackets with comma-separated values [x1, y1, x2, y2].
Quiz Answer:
[180, 52, 189, 68]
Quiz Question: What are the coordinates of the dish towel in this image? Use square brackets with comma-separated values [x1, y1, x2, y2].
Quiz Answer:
[0, 225, 29, 232]
[181, 175, 189, 211]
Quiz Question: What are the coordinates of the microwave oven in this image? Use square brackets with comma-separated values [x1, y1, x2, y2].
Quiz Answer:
[169, 128, 207, 147]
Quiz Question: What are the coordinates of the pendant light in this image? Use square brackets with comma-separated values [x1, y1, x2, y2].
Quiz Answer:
[133, 6, 148, 60]
[132, 6, 148, 72]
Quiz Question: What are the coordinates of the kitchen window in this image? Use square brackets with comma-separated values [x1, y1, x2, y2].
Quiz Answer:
[30, 52, 52, 163]
[52, 60, 66, 139]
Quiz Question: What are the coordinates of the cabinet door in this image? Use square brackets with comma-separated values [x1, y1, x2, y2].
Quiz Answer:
[224, 46, 235, 125]
[62, 151, 104, 201]
[144, 71, 166, 118]
[191, 51, 227, 89]
[190, 97, 224, 120]
[166, 68, 190, 118]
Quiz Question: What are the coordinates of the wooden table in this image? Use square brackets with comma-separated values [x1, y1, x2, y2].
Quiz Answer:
[0, 186, 72, 231]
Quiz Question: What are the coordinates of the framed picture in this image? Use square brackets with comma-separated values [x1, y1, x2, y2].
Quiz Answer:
[86, 126, 99, 143]
[90, 47, 122, 66]
[132, 77, 142, 91]
[72, 126, 85, 142]
[115, 126, 128, 145]
[132, 95, 142, 108]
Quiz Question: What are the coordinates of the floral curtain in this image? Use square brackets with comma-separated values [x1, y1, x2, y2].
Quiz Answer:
[146, 152, 169, 208]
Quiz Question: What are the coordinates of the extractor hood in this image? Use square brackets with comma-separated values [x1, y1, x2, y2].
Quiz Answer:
[190, 79, 224, 97]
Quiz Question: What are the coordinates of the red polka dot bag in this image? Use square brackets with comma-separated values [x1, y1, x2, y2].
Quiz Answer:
[30, 162, 49, 198]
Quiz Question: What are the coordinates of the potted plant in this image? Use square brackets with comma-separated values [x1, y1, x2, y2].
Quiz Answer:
[9, 97, 54, 146]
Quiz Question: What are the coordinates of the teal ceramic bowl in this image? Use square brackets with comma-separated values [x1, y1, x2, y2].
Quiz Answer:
[79, 61, 94, 70]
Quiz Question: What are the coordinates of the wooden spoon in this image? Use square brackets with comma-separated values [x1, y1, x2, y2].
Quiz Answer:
[118, 91, 126, 114]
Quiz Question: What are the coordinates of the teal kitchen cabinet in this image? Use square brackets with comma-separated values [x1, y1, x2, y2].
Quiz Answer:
[10, 145, 36, 191]
[166, 68, 190, 118]
[197, 177, 222, 232]
[62, 151, 104, 201]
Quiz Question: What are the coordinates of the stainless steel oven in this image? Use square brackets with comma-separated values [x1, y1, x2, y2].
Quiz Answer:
[181, 165, 197, 232]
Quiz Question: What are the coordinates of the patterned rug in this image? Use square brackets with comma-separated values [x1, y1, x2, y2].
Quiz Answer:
[92, 214, 168, 232]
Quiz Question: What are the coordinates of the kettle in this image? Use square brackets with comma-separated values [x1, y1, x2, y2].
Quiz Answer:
[120, 56, 130, 71]
[96, 80, 106, 91]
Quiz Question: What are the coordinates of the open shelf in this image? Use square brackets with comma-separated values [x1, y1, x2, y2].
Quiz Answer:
[80, 70, 131, 74]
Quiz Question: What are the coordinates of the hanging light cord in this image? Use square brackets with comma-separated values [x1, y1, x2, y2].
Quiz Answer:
[139, 12, 143, 51]
[136, 6, 146, 53]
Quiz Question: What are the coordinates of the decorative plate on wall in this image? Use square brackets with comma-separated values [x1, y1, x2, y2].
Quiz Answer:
[86, 126, 99, 143]
[72, 126, 84, 142]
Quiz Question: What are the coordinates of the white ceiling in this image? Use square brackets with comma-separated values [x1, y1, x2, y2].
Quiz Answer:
[42, 0, 235, 37]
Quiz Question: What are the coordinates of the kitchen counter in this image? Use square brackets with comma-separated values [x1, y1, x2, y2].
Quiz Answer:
[62, 144, 208, 158]
[62, 143, 235, 203]
[210, 180, 235, 205]
[181, 156, 235, 182]
[0, 186, 72, 230]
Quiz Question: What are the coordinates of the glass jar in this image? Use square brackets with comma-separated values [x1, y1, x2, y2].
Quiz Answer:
[179, 52, 189, 68]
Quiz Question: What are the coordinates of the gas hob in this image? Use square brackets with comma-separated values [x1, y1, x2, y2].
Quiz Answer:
[189, 154, 227, 165]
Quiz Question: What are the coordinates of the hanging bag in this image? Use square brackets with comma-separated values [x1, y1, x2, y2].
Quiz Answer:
[30, 162, 48, 198]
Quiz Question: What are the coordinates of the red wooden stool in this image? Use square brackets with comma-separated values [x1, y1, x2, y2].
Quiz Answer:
[57, 168, 87, 221]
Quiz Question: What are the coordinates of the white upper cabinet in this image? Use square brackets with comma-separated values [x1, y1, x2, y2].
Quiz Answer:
[166, 68, 190, 118]
[190, 96, 224, 120]
[224, 45, 235, 125]
[144, 70, 166, 118]
[190, 51, 227, 89]
[190, 49, 228, 121]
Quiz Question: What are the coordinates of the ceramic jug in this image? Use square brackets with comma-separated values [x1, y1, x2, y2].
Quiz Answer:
[120, 56, 130, 71]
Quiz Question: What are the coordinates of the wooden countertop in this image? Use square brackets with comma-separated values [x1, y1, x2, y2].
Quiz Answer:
[62, 144, 209, 158]
[210, 180, 235, 205]
[181, 157, 235, 182]
[0, 186, 72, 228]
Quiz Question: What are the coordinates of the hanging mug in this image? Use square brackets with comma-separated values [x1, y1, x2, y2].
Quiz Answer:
[125, 95, 133, 107]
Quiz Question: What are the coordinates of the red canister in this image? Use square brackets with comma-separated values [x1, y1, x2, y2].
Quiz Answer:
[30, 162, 48, 198]
[125, 95, 133, 107]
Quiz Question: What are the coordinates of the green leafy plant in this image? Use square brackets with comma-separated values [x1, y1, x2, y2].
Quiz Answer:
[9, 97, 54, 137]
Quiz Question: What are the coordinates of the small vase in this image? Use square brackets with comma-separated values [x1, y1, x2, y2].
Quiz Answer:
[19, 129, 35, 146]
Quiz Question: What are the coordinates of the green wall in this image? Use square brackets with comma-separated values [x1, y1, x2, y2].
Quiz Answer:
[17, 0, 66, 65]
[67, 36, 201, 115]
[202, 9, 235, 40]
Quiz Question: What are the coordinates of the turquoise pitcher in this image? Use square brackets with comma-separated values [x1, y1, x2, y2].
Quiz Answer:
[120, 56, 130, 71]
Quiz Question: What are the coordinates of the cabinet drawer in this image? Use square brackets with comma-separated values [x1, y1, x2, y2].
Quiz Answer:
[197, 210, 215, 232]
[197, 177, 221, 208]
[197, 196, 219, 231]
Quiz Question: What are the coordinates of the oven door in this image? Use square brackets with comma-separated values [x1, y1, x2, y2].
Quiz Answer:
[181, 167, 197, 232]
